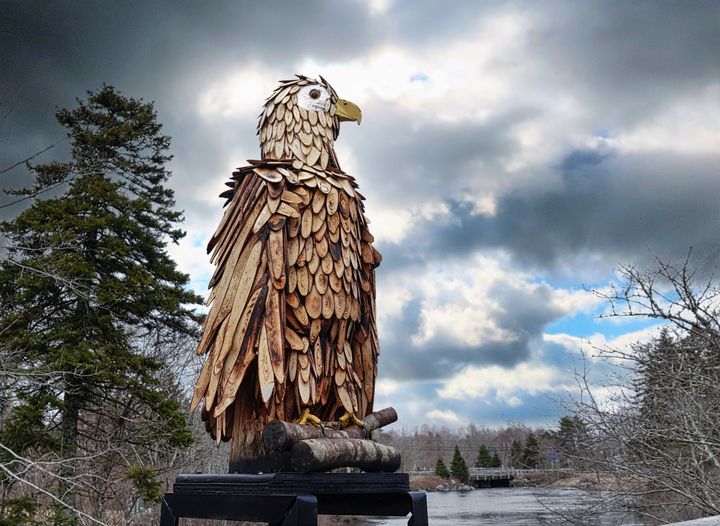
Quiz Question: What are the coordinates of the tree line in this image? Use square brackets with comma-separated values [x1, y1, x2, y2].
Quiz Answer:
[376, 420, 586, 472]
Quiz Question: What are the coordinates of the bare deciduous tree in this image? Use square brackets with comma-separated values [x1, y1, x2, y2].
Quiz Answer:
[562, 255, 720, 523]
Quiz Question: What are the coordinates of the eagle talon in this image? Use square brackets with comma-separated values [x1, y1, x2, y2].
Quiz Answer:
[338, 411, 365, 429]
[296, 408, 322, 427]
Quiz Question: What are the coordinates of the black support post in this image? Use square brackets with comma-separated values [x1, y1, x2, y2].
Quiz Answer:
[279, 495, 318, 526]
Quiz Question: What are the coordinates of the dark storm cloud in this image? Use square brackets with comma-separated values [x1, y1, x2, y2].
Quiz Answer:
[377, 148, 720, 272]
[0, 0, 497, 160]
[524, 0, 720, 125]
[352, 101, 532, 206]
[0, 0, 376, 204]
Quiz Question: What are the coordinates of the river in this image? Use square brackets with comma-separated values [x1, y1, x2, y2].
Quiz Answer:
[357, 487, 651, 525]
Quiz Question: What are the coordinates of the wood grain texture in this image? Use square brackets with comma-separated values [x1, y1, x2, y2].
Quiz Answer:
[192, 76, 382, 471]
[291, 439, 400, 473]
[263, 407, 398, 451]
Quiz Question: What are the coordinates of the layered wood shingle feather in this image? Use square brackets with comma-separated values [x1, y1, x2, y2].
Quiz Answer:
[191, 76, 381, 459]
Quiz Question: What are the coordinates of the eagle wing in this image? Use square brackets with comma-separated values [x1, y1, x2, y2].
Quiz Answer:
[190, 161, 382, 441]
[356, 208, 382, 417]
[190, 161, 299, 438]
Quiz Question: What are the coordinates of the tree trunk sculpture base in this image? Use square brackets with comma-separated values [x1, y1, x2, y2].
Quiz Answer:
[230, 407, 401, 474]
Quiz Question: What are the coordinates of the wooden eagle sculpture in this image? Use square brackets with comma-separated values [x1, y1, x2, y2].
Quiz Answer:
[190, 75, 382, 471]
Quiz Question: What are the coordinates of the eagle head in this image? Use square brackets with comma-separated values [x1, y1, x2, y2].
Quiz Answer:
[257, 75, 361, 169]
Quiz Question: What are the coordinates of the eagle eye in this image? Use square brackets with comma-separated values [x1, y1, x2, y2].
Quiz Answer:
[296, 84, 331, 112]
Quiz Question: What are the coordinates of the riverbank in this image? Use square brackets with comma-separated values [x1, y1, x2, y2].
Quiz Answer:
[409, 474, 475, 491]
[408, 471, 627, 492]
[516, 471, 630, 492]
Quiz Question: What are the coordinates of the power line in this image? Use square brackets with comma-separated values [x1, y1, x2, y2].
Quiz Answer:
[0, 137, 68, 176]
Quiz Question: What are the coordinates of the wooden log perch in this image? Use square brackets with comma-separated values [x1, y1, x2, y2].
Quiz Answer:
[290, 438, 400, 473]
[263, 407, 398, 452]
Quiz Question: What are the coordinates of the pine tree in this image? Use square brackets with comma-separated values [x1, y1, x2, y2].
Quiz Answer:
[450, 445, 469, 483]
[490, 452, 502, 468]
[635, 329, 684, 446]
[556, 415, 588, 468]
[475, 444, 492, 467]
[510, 438, 523, 468]
[434, 457, 450, 478]
[521, 432, 540, 468]
[0, 86, 202, 523]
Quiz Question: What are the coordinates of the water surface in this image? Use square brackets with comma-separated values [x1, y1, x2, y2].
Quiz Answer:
[359, 487, 649, 525]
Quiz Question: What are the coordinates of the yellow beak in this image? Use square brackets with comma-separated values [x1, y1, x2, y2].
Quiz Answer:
[335, 98, 362, 125]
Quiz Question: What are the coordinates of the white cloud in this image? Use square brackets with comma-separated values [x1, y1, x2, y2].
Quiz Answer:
[550, 287, 604, 317]
[166, 225, 213, 300]
[507, 396, 522, 407]
[437, 362, 570, 404]
[413, 298, 511, 348]
[614, 84, 720, 155]
[426, 408, 462, 424]
[294, 13, 530, 122]
[381, 252, 601, 349]
[197, 65, 280, 119]
[605, 326, 664, 353]
[543, 324, 665, 363]
[364, 201, 450, 245]
[462, 194, 497, 217]
[409, 255, 510, 347]
[367, 0, 392, 16]
[375, 378, 400, 397]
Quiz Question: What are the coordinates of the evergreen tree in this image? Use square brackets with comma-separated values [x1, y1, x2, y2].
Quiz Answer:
[557, 416, 587, 450]
[635, 329, 685, 440]
[556, 415, 588, 468]
[521, 432, 540, 468]
[0, 86, 202, 523]
[490, 452, 502, 468]
[475, 444, 492, 467]
[632, 330, 718, 465]
[450, 445, 469, 483]
[510, 438, 523, 468]
[434, 457, 450, 478]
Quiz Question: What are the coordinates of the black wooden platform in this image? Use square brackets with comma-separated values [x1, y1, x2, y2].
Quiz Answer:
[160, 472, 428, 525]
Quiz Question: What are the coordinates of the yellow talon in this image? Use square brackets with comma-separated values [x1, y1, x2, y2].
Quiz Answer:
[338, 411, 365, 429]
[296, 408, 322, 427]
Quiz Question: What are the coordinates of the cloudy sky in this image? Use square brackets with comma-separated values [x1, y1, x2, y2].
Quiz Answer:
[2, 0, 719, 429]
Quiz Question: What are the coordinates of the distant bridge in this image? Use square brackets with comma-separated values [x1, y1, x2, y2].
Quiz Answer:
[407, 468, 572, 488]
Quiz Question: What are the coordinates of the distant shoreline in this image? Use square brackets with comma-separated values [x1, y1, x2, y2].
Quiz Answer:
[409, 471, 624, 492]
